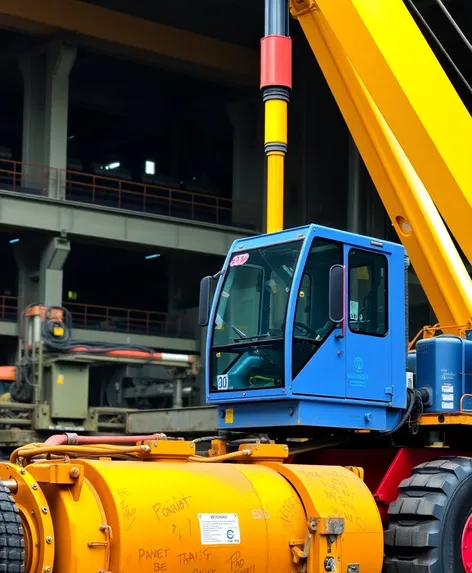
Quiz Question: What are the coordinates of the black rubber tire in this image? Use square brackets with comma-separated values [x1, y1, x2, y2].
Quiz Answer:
[0, 482, 24, 573]
[384, 457, 472, 573]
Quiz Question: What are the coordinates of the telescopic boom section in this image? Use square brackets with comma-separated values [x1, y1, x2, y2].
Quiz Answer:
[261, 0, 292, 233]
[305, 0, 472, 267]
[288, 0, 472, 334]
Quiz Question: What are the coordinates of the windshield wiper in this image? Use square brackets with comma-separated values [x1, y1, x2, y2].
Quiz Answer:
[231, 325, 247, 338]
[231, 325, 273, 343]
[234, 334, 274, 343]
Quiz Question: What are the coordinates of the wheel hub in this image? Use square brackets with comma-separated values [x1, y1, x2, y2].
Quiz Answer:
[462, 514, 472, 571]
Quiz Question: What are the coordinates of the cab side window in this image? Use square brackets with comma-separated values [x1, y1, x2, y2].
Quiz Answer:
[348, 249, 388, 336]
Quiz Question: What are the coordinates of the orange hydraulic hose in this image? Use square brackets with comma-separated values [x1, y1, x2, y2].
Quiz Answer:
[68, 346, 194, 363]
[44, 432, 168, 446]
[188, 450, 252, 463]
[10, 444, 147, 464]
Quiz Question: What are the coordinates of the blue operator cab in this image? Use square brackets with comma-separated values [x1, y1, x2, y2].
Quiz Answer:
[199, 224, 409, 434]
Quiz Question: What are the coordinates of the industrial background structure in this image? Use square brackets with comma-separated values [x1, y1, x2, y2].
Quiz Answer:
[0, 0, 469, 443]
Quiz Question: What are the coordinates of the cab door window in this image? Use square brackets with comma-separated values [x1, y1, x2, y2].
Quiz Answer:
[348, 249, 388, 336]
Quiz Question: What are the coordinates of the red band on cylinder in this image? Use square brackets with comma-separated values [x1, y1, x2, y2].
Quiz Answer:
[260, 35, 292, 89]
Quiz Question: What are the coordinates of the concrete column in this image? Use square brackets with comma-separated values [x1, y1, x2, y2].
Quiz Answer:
[173, 378, 183, 409]
[365, 182, 390, 239]
[20, 41, 77, 199]
[168, 258, 177, 313]
[227, 99, 264, 232]
[347, 135, 363, 234]
[14, 235, 70, 310]
[346, 135, 391, 239]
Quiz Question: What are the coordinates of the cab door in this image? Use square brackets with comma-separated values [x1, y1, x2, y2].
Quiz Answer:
[290, 237, 347, 399]
[344, 246, 392, 403]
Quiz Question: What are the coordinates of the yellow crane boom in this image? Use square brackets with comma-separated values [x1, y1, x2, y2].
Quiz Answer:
[263, 0, 472, 334]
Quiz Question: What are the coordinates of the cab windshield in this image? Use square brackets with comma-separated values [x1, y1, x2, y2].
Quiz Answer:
[210, 240, 303, 392]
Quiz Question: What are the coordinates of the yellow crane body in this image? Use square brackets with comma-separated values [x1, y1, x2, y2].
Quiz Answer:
[308, 0, 472, 267]
[0, 439, 383, 573]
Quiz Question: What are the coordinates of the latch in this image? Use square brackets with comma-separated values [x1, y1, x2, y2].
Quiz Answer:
[290, 534, 312, 573]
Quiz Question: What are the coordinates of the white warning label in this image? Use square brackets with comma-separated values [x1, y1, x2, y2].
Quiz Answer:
[198, 513, 241, 545]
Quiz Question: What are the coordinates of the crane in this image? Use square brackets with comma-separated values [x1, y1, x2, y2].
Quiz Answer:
[195, 0, 472, 571]
[3, 2, 472, 573]
[263, 0, 472, 335]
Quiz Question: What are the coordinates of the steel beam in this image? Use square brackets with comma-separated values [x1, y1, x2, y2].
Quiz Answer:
[0, 321, 199, 353]
[126, 406, 218, 435]
[71, 328, 199, 353]
[0, 0, 258, 85]
[0, 189, 251, 255]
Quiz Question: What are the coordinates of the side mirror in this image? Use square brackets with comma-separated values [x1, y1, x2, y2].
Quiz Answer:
[328, 264, 345, 325]
[198, 276, 212, 327]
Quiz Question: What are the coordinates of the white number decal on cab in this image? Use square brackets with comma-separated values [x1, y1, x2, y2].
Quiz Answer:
[217, 375, 229, 390]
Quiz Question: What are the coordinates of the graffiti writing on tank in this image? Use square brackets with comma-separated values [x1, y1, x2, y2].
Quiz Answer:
[278, 495, 302, 522]
[138, 547, 170, 572]
[176, 549, 212, 566]
[227, 551, 256, 573]
[117, 487, 137, 530]
[152, 493, 193, 521]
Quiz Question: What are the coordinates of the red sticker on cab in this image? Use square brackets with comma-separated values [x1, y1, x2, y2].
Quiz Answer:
[230, 253, 249, 267]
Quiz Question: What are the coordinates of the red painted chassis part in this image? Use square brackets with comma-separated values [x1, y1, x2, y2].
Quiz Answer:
[291, 447, 465, 520]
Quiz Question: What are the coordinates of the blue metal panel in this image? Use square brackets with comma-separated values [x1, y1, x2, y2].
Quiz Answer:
[228, 225, 311, 251]
[291, 330, 346, 398]
[407, 352, 417, 373]
[216, 398, 391, 431]
[388, 243, 408, 410]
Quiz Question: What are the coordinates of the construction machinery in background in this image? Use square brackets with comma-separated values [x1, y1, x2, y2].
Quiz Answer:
[0, 303, 198, 449]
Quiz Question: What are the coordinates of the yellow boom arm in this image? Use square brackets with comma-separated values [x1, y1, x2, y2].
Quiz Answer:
[286, 0, 472, 334]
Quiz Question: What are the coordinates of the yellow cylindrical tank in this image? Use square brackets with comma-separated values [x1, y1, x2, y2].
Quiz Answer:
[0, 440, 384, 573]
[49, 460, 309, 573]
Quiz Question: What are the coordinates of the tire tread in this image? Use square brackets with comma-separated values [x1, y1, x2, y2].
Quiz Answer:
[0, 483, 24, 573]
[384, 456, 472, 573]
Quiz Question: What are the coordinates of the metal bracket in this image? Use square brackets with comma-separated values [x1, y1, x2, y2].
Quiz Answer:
[290, 533, 312, 573]
[324, 517, 345, 535]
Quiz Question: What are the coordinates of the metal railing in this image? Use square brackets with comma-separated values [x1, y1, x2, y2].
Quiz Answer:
[64, 302, 193, 338]
[0, 297, 194, 339]
[0, 159, 260, 230]
[0, 296, 19, 322]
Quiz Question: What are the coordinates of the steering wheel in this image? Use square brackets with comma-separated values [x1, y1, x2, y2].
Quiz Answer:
[281, 320, 318, 338]
[293, 321, 319, 338]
